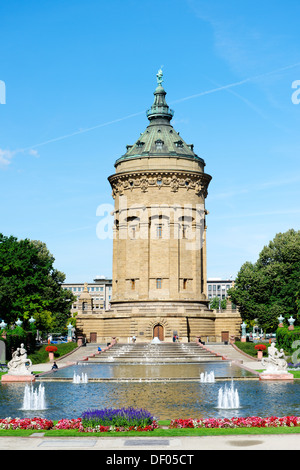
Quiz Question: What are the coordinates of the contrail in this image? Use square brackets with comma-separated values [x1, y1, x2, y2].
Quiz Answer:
[20, 111, 145, 153]
[17, 61, 300, 154]
[170, 62, 300, 104]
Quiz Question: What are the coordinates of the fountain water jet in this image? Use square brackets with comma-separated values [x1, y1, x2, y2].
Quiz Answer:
[22, 384, 46, 410]
[217, 381, 240, 409]
[73, 372, 88, 384]
[151, 337, 161, 344]
[200, 371, 215, 383]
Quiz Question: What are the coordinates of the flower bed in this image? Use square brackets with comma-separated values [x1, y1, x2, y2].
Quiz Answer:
[170, 416, 300, 429]
[0, 417, 53, 430]
[54, 417, 158, 433]
[0, 417, 157, 433]
[81, 407, 156, 429]
[0, 408, 158, 433]
[2, 414, 300, 433]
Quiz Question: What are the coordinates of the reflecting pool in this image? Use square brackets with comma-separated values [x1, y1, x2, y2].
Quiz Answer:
[41, 361, 254, 381]
[1, 362, 300, 421]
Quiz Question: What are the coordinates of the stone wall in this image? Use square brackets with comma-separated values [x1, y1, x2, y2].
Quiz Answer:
[76, 303, 242, 344]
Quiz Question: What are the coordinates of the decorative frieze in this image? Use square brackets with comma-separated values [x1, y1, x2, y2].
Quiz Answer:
[109, 171, 211, 198]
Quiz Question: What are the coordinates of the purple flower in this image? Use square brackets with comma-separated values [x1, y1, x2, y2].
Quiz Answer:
[81, 407, 154, 428]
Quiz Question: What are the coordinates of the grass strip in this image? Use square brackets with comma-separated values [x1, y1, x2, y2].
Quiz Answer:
[2, 425, 300, 438]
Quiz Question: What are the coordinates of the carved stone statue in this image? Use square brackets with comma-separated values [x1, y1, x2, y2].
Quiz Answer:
[261, 342, 288, 373]
[7, 343, 32, 376]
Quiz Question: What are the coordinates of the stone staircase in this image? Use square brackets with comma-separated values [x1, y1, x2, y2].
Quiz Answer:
[86, 342, 224, 363]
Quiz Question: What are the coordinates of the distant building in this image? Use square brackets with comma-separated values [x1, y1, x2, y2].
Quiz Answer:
[63, 277, 112, 313]
[207, 278, 234, 300]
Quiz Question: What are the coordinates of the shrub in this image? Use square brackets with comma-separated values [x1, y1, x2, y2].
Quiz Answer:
[276, 327, 300, 354]
[4, 330, 36, 360]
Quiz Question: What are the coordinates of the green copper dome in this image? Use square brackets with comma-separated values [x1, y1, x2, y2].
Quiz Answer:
[115, 70, 204, 166]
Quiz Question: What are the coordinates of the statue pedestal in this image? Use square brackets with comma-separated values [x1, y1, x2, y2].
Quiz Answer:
[1, 374, 35, 383]
[259, 372, 294, 381]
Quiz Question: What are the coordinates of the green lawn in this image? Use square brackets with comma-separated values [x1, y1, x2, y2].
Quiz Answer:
[2, 424, 300, 437]
[234, 341, 267, 358]
[28, 342, 78, 364]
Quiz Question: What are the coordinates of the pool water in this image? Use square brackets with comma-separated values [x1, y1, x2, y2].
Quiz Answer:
[1, 362, 300, 421]
[42, 361, 254, 380]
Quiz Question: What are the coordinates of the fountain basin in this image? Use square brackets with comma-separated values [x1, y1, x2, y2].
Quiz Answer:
[259, 372, 294, 381]
[1, 374, 35, 383]
[2, 379, 300, 421]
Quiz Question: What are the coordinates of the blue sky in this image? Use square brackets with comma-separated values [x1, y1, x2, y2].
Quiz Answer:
[0, 0, 300, 283]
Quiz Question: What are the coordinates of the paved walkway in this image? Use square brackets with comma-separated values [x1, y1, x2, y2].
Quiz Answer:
[199, 343, 263, 372]
[29, 343, 106, 373]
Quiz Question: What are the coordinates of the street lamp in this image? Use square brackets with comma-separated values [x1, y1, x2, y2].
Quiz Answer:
[67, 323, 73, 342]
[0, 319, 7, 339]
[29, 316, 35, 326]
[15, 318, 23, 327]
[288, 316, 295, 331]
[241, 322, 247, 342]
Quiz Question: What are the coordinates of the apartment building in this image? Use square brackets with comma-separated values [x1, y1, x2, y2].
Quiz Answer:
[207, 278, 234, 300]
[63, 277, 112, 313]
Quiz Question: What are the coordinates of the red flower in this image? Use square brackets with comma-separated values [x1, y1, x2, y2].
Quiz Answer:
[255, 344, 267, 351]
[45, 345, 58, 352]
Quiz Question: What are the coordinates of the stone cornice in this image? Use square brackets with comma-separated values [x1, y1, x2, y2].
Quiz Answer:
[108, 170, 212, 198]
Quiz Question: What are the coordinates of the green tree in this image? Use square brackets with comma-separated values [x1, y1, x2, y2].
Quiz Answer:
[228, 229, 300, 331]
[0, 233, 76, 332]
[209, 297, 227, 310]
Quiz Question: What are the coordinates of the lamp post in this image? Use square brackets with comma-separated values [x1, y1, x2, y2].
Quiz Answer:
[28, 316, 38, 340]
[288, 316, 295, 331]
[241, 322, 247, 343]
[0, 319, 7, 339]
[15, 318, 22, 328]
[67, 323, 73, 342]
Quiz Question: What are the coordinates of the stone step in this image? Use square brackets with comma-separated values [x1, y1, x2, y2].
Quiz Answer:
[86, 342, 223, 363]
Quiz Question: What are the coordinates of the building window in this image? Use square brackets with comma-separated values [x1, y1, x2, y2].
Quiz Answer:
[156, 224, 162, 238]
[131, 279, 135, 290]
[213, 285, 216, 291]
[183, 279, 187, 290]
[175, 140, 183, 148]
[131, 226, 136, 239]
[182, 225, 188, 239]
[156, 278, 162, 289]
[208, 285, 212, 291]
[155, 139, 164, 150]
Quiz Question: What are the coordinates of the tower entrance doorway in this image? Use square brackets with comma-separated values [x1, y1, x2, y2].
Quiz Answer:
[153, 324, 164, 341]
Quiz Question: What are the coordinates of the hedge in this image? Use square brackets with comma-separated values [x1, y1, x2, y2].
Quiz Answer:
[2, 330, 35, 360]
[275, 327, 300, 354]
